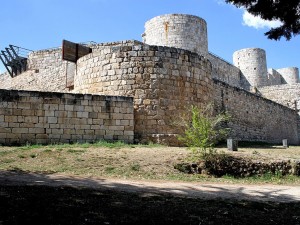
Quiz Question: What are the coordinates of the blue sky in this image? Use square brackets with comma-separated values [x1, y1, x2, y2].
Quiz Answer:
[0, 0, 299, 74]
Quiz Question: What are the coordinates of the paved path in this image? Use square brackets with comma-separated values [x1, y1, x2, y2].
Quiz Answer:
[1, 171, 300, 203]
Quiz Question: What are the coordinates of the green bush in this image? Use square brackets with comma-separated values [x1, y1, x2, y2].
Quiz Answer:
[178, 105, 230, 158]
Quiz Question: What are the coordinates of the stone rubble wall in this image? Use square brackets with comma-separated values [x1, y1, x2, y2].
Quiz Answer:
[176, 159, 300, 177]
[74, 42, 214, 145]
[213, 79, 299, 145]
[0, 89, 134, 145]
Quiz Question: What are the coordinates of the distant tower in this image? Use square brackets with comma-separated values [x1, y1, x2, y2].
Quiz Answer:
[233, 48, 268, 87]
[142, 14, 208, 56]
[276, 67, 299, 84]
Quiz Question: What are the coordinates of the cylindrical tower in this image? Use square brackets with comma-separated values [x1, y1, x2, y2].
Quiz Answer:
[276, 67, 299, 84]
[233, 48, 268, 87]
[142, 14, 208, 56]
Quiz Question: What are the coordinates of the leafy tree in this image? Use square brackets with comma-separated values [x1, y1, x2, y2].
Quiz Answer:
[178, 105, 230, 158]
[225, 0, 300, 40]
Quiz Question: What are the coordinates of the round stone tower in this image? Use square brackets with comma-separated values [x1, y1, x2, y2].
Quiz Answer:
[276, 67, 299, 84]
[142, 14, 208, 56]
[233, 48, 268, 87]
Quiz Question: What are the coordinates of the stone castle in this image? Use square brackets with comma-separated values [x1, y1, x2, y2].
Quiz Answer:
[0, 14, 299, 146]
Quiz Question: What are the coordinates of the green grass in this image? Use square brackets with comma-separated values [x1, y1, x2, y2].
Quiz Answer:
[18, 144, 43, 151]
[130, 163, 141, 171]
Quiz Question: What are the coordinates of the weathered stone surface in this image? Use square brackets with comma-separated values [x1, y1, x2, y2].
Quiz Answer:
[0, 90, 134, 145]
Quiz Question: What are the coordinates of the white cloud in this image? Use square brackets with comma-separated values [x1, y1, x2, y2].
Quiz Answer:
[242, 11, 282, 29]
[215, 0, 225, 5]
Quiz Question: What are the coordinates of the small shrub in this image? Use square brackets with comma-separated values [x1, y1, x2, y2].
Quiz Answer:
[30, 154, 37, 158]
[177, 104, 230, 158]
[105, 166, 116, 173]
[131, 163, 141, 171]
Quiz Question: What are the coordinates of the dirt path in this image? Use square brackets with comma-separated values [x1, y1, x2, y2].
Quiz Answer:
[1, 170, 299, 203]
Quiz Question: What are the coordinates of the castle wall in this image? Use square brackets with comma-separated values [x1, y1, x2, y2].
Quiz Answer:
[207, 53, 241, 87]
[214, 79, 299, 144]
[0, 89, 134, 145]
[143, 14, 208, 56]
[74, 42, 213, 144]
[0, 49, 70, 92]
[276, 67, 299, 85]
[233, 48, 268, 87]
[259, 84, 300, 110]
[267, 69, 283, 86]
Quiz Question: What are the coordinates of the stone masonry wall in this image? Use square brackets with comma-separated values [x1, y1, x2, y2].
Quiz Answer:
[0, 41, 146, 93]
[267, 69, 283, 86]
[233, 48, 268, 88]
[214, 79, 299, 144]
[74, 41, 213, 145]
[143, 14, 208, 57]
[259, 84, 300, 110]
[0, 89, 134, 145]
[207, 53, 241, 87]
[0, 49, 70, 92]
[276, 67, 299, 85]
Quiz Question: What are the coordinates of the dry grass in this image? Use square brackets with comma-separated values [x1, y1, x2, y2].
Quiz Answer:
[218, 145, 300, 161]
[1, 143, 300, 184]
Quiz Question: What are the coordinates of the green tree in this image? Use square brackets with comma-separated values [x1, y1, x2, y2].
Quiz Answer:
[225, 0, 300, 40]
[178, 105, 230, 157]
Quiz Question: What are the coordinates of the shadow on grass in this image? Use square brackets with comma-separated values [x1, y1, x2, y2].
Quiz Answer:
[0, 169, 300, 225]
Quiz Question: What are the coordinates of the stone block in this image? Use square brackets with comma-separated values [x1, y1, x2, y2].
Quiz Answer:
[22, 109, 34, 116]
[5, 116, 18, 123]
[55, 111, 67, 117]
[21, 133, 36, 140]
[17, 102, 31, 110]
[29, 128, 46, 134]
[8, 122, 20, 128]
[19, 123, 35, 128]
[283, 139, 288, 148]
[12, 128, 28, 134]
[51, 129, 64, 135]
[65, 105, 74, 111]
[0, 133, 7, 138]
[124, 131, 134, 136]
[48, 117, 58, 124]
[77, 111, 89, 118]
[36, 134, 49, 139]
[50, 124, 60, 129]
[24, 116, 38, 123]
[83, 135, 95, 140]
[75, 125, 90, 130]
[227, 139, 238, 151]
